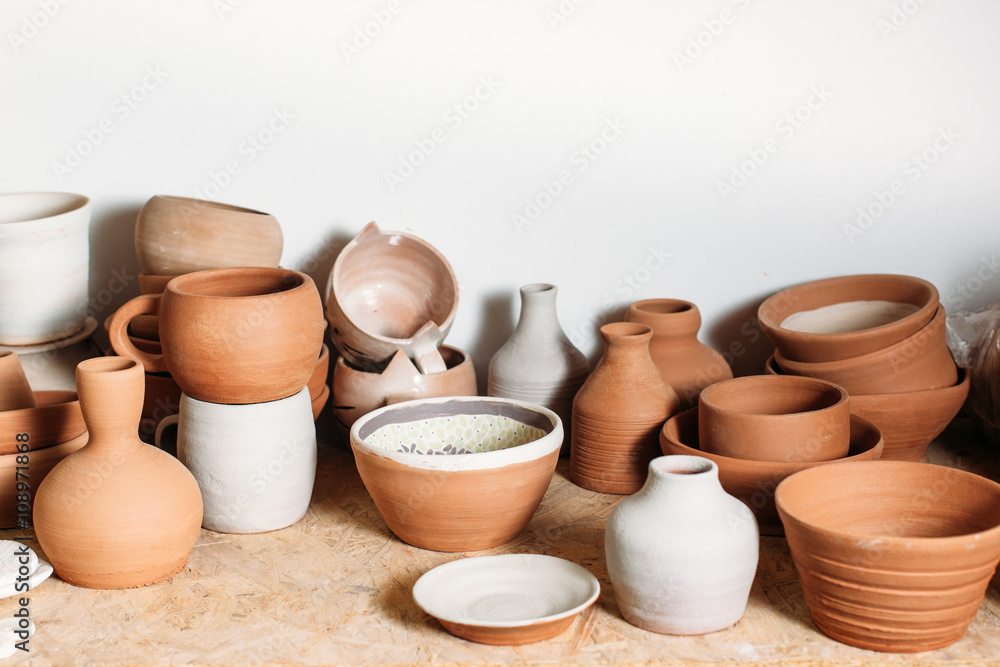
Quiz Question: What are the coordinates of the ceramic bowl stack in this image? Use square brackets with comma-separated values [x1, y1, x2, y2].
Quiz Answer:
[759, 274, 968, 460]
[325, 222, 476, 433]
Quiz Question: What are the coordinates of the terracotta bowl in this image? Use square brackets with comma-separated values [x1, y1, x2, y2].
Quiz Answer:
[311, 385, 330, 422]
[137, 272, 175, 295]
[307, 344, 330, 402]
[774, 305, 956, 395]
[325, 222, 458, 374]
[775, 460, 1000, 653]
[660, 408, 883, 536]
[0, 352, 37, 412]
[698, 376, 850, 462]
[350, 396, 563, 552]
[0, 431, 88, 527]
[0, 391, 85, 454]
[758, 274, 939, 363]
[765, 356, 970, 461]
[134, 195, 283, 275]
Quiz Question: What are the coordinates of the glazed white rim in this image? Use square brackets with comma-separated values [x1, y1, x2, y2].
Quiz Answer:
[413, 554, 600, 628]
[350, 396, 563, 471]
[0, 192, 90, 229]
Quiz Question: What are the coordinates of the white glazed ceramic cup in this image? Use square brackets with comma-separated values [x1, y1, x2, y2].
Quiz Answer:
[0, 193, 91, 345]
[157, 387, 317, 533]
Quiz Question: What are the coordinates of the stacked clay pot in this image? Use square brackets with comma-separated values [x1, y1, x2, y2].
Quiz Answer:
[759, 274, 967, 460]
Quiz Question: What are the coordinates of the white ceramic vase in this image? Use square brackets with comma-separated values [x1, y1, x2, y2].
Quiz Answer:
[159, 387, 317, 533]
[605, 455, 759, 635]
[488, 283, 589, 454]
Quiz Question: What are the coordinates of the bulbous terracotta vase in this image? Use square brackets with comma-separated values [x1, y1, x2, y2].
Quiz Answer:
[33, 357, 203, 589]
[570, 323, 679, 494]
[625, 299, 732, 408]
[488, 284, 590, 455]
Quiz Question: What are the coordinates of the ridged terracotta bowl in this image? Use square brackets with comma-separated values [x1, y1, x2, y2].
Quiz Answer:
[660, 408, 883, 536]
[0, 431, 88, 527]
[0, 391, 84, 454]
[776, 461, 1000, 653]
[758, 274, 939, 363]
[350, 396, 562, 552]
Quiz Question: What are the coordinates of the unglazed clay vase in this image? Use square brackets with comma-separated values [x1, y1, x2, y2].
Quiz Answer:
[134, 195, 282, 275]
[776, 461, 1000, 653]
[0, 391, 84, 454]
[606, 455, 759, 634]
[350, 396, 562, 552]
[571, 323, 680, 494]
[0, 192, 90, 345]
[698, 375, 850, 462]
[32, 357, 203, 589]
[488, 284, 589, 455]
[0, 353, 36, 411]
[625, 299, 732, 407]
[161, 388, 316, 534]
[325, 222, 458, 374]
[109, 267, 326, 404]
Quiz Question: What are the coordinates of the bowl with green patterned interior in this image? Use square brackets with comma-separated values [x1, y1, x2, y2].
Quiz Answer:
[349, 396, 563, 552]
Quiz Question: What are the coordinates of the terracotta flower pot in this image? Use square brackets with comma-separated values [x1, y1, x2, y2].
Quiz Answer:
[660, 408, 884, 536]
[775, 460, 1000, 653]
[0, 352, 37, 412]
[350, 396, 562, 552]
[134, 195, 283, 275]
[758, 274, 939, 363]
[0, 390, 85, 454]
[109, 268, 326, 405]
[698, 375, 850, 463]
[0, 431, 88, 528]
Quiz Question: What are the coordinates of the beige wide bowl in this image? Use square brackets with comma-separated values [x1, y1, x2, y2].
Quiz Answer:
[776, 461, 1000, 653]
[350, 396, 562, 552]
[758, 274, 939, 363]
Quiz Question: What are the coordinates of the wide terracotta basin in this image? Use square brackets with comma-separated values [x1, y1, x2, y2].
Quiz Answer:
[0, 431, 88, 527]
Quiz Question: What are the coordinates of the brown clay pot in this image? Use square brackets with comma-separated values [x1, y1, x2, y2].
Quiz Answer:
[33, 357, 203, 589]
[659, 408, 883, 536]
[109, 268, 326, 405]
[775, 460, 1000, 653]
[137, 272, 175, 295]
[311, 385, 330, 421]
[0, 431, 88, 528]
[698, 375, 850, 462]
[0, 390, 85, 454]
[307, 344, 330, 402]
[625, 299, 732, 407]
[571, 323, 680, 495]
[0, 352, 37, 411]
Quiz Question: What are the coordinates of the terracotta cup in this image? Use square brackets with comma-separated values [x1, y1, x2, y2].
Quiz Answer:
[108, 267, 326, 405]
[0, 352, 37, 411]
[698, 375, 850, 463]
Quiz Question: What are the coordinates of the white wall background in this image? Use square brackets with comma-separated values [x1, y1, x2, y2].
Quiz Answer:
[3, 0, 999, 383]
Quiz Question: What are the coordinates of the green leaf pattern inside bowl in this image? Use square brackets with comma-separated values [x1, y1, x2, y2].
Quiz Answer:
[365, 415, 547, 455]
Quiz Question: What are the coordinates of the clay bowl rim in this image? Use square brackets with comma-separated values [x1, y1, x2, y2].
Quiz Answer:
[758, 274, 939, 362]
[334, 344, 472, 376]
[350, 396, 563, 471]
[0, 390, 84, 452]
[164, 266, 310, 300]
[698, 375, 849, 424]
[412, 554, 601, 630]
[142, 194, 272, 219]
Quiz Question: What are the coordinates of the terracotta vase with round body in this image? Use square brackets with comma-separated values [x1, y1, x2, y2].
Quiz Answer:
[32, 357, 203, 589]
[488, 284, 589, 455]
[570, 323, 680, 494]
[625, 299, 732, 408]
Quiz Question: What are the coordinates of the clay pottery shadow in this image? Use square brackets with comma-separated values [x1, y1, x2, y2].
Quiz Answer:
[0, 352, 37, 411]
[0, 390, 84, 454]
[0, 431, 88, 528]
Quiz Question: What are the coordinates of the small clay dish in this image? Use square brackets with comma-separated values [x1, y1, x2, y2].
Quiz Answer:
[698, 376, 850, 462]
[307, 344, 330, 402]
[413, 554, 600, 645]
[0, 431, 88, 528]
[0, 391, 84, 454]
[775, 460, 1000, 653]
[660, 408, 883, 536]
[350, 396, 562, 552]
[758, 274, 939, 363]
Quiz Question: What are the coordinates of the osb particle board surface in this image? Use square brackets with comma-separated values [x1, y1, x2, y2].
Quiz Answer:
[1, 417, 998, 666]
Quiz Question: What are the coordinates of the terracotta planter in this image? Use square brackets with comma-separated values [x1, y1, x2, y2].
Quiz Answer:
[134, 195, 282, 275]
[698, 376, 850, 462]
[571, 323, 680, 494]
[776, 461, 1000, 653]
[758, 274, 939, 363]
[109, 268, 326, 405]
[350, 396, 562, 552]
[0, 431, 88, 528]
[625, 299, 732, 407]
[660, 408, 884, 536]
[0, 390, 84, 454]
[0, 352, 37, 411]
[33, 357, 203, 589]
[488, 284, 589, 455]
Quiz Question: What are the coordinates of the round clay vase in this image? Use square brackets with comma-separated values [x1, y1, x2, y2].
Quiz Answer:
[488, 284, 590, 455]
[570, 322, 680, 494]
[32, 357, 203, 589]
[625, 299, 732, 407]
[605, 455, 759, 634]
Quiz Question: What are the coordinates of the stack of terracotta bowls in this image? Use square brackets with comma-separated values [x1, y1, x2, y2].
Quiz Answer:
[660, 375, 884, 535]
[759, 274, 968, 460]
[325, 222, 476, 433]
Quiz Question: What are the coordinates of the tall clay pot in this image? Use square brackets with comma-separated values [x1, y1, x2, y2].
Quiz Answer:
[570, 322, 679, 494]
[625, 299, 732, 408]
[488, 283, 589, 455]
[33, 357, 203, 589]
[606, 455, 759, 635]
